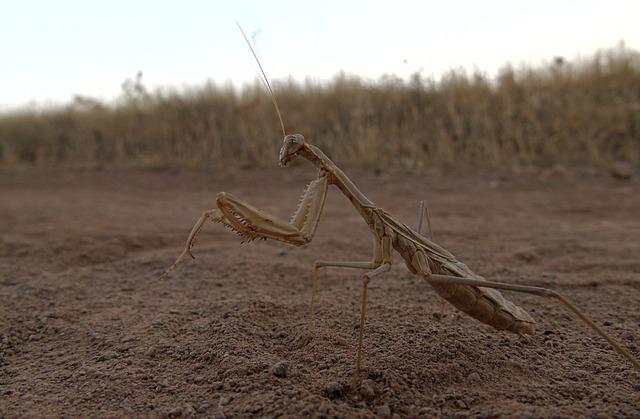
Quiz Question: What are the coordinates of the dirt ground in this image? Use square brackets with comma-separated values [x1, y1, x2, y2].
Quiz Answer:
[1, 166, 639, 418]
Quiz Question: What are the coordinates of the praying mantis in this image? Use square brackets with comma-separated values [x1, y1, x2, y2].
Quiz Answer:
[161, 132, 639, 374]
[159, 26, 640, 375]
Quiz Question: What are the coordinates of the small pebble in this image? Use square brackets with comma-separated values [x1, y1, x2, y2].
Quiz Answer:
[317, 401, 330, 414]
[323, 381, 343, 400]
[602, 320, 612, 326]
[432, 312, 445, 321]
[284, 389, 299, 397]
[360, 379, 376, 400]
[455, 399, 468, 409]
[272, 360, 289, 378]
[167, 406, 182, 417]
[419, 407, 436, 416]
[468, 372, 481, 382]
[98, 350, 118, 361]
[182, 404, 196, 416]
[197, 403, 209, 413]
[376, 404, 391, 418]
[212, 381, 223, 390]
[610, 161, 633, 180]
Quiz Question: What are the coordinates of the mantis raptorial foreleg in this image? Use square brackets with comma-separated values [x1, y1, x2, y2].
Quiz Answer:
[160, 209, 222, 279]
[160, 175, 329, 279]
[424, 273, 640, 370]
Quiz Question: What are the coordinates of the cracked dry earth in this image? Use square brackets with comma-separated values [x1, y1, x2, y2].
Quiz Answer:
[0, 167, 639, 418]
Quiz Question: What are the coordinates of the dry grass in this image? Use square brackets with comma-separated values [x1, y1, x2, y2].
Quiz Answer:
[1, 45, 639, 170]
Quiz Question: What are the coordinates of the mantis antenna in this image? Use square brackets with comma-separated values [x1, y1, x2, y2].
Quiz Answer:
[236, 22, 287, 137]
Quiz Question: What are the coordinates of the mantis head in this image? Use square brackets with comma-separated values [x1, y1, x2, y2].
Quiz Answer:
[279, 134, 307, 167]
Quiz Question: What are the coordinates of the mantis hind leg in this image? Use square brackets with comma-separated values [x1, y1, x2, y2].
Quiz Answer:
[425, 273, 640, 371]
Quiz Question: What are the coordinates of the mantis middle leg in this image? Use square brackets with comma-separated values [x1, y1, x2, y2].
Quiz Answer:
[356, 261, 392, 375]
[309, 236, 385, 328]
[309, 235, 393, 375]
[417, 200, 433, 240]
[310, 236, 392, 377]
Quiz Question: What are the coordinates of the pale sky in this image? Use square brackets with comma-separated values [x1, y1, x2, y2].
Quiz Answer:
[1, 0, 638, 111]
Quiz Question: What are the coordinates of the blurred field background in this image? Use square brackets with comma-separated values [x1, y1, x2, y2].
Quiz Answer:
[1, 44, 638, 171]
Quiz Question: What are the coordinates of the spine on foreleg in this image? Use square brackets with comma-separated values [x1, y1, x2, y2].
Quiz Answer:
[411, 250, 536, 334]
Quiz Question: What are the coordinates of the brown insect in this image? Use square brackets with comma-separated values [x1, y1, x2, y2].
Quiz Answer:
[160, 25, 640, 375]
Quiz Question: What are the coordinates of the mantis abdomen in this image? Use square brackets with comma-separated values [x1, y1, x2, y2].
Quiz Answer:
[426, 275, 536, 334]
[393, 227, 536, 335]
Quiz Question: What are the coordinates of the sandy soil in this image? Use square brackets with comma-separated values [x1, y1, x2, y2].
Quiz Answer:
[0, 167, 639, 418]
